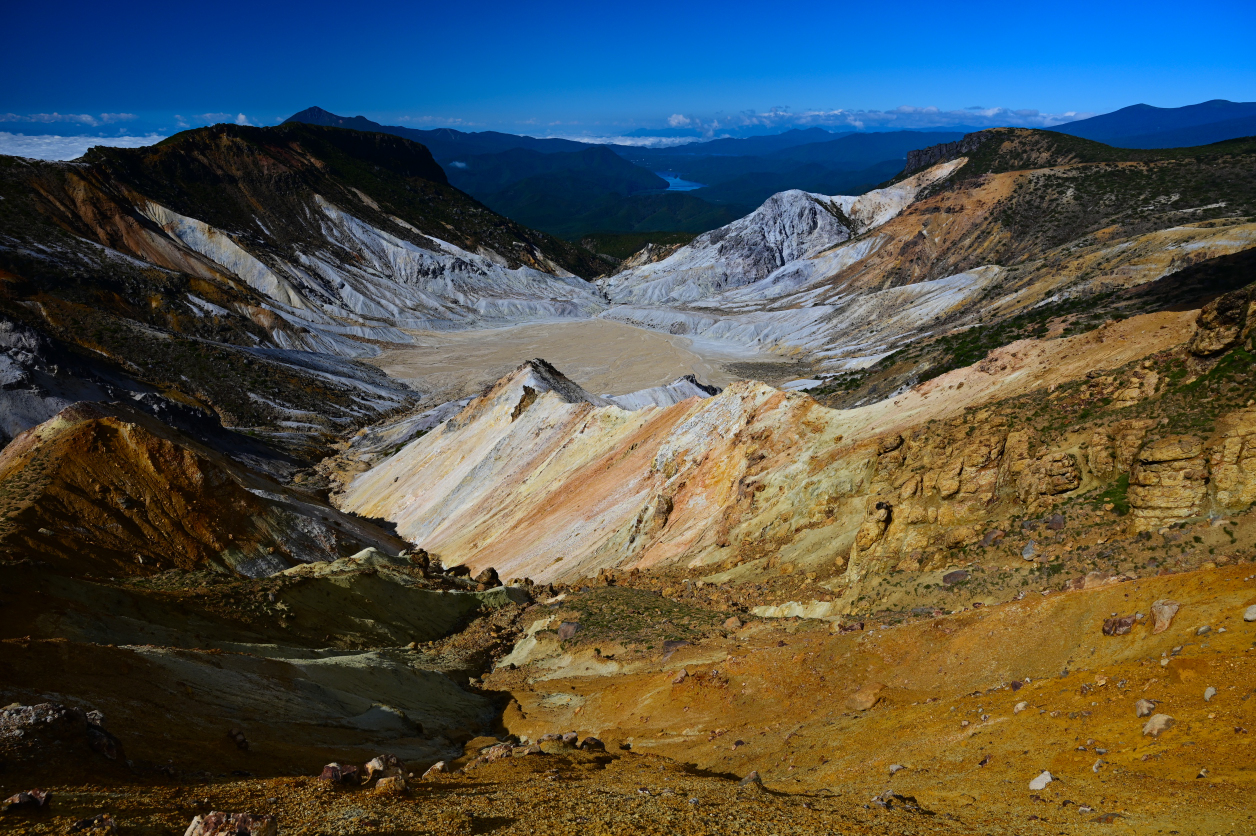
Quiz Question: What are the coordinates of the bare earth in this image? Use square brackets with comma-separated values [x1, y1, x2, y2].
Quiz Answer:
[367, 320, 764, 401]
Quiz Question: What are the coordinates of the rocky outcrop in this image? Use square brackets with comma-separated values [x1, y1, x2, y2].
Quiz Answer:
[1128, 436, 1209, 530]
[903, 133, 986, 175]
[1189, 282, 1256, 356]
[0, 703, 122, 766]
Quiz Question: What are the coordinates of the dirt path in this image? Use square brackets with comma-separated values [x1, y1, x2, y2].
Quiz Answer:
[367, 319, 766, 401]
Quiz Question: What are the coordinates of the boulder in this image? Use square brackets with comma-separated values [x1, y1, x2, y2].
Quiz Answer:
[578, 737, 605, 751]
[183, 812, 277, 836]
[1102, 615, 1137, 636]
[0, 703, 122, 763]
[318, 762, 358, 784]
[2, 789, 49, 812]
[1142, 714, 1175, 737]
[474, 567, 500, 587]
[374, 776, 407, 795]
[1151, 600, 1180, 634]
[363, 754, 404, 782]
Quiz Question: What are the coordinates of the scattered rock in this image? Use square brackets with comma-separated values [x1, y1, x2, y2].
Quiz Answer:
[1046, 513, 1065, 531]
[474, 567, 499, 587]
[888, 763, 905, 775]
[978, 755, 991, 767]
[183, 812, 277, 836]
[1022, 541, 1036, 560]
[1196, 625, 1212, 636]
[672, 669, 688, 684]
[723, 616, 743, 630]
[1151, 600, 1180, 634]
[1014, 701, 1029, 714]
[68, 813, 117, 834]
[941, 569, 969, 586]
[561, 732, 579, 745]
[577, 737, 605, 751]
[846, 682, 884, 711]
[557, 622, 580, 641]
[318, 762, 358, 784]
[1092, 759, 1105, 773]
[1143, 714, 1176, 737]
[2, 789, 49, 812]
[420, 761, 448, 780]
[738, 771, 762, 787]
[1244, 604, 1256, 622]
[1102, 615, 1137, 636]
[1134, 699, 1157, 718]
[1196, 768, 1209, 779]
[1092, 812, 1124, 824]
[1028, 771, 1053, 791]
[1204, 686, 1217, 702]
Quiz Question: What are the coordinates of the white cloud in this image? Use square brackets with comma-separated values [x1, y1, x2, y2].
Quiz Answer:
[0, 132, 166, 161]
[449, 160, 468, 168]
[0, 112, 136, 127]
[546, 135, 703, 148]
[655, 105, 1095, 138]
[234, 113, 251, 126]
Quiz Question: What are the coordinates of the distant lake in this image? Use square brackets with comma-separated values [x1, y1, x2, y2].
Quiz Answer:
[656, 172, 705, 191]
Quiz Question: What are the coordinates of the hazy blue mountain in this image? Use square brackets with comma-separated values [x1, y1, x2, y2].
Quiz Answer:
[1103, 113, 1256, 149]
[284, 107, 588, 160]
[1055, 100, 1256, 144]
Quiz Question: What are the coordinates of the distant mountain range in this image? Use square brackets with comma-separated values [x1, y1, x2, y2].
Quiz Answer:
[1054, 99, 1256, 148]
[283, 100, 1256, 249]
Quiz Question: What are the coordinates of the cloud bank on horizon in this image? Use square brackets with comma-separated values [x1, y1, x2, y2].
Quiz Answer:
[0, 102, 1092, 159]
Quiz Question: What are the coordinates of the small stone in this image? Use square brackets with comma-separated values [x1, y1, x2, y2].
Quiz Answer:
[1143, 714, 1175, 737]
[1204, 686, 1217, 702]
[1028, 771, 1053, 791]
[1244, 604, 1256, 622]
[846, 682, 884, 711]
[1014, 701, 1028, 714]
[420, 761, 448, 779]
[1197, 768, 1208, 779]
[183, 812, 277, 836]
[562, 731, 579, 745]
[557, 622, 580, 641]
[1092, 759, 1104, 773]
[1022, 541, 1036, 560]
[68, 813, 117, 835]
[1150, 600, 1179, 634]
[888, 763, 905, 775]
[1134, 699, 1156, 717]
[672, 669, 688, 684]
[578, 736, 605, 751]
[723, 616, 743, 630]
[1046, 513, 1065, 531]
[1196, 625, 1211, 636]
[739, 771, 762, 787]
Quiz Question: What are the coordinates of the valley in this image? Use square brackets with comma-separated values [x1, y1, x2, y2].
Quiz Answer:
[1, 113, 1255, 836]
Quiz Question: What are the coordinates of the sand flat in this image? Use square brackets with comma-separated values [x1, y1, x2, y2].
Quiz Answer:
[367, 319, 762, 400]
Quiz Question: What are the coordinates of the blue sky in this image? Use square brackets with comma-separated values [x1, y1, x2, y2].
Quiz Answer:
[2, 0, 1254, 141]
